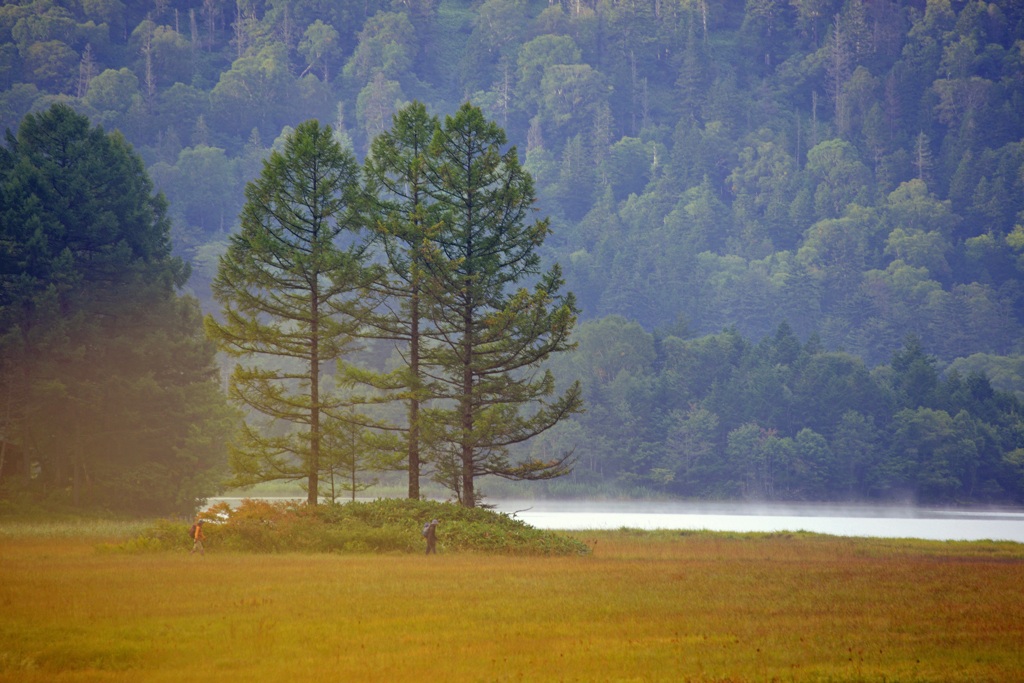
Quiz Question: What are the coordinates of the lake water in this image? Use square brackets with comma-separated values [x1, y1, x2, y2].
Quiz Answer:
[208, 497, 1024, 543]
[488, 500, 1024, 544]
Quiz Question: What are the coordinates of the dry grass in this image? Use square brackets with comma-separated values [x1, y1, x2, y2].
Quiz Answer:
[1, 525, 1022, 682]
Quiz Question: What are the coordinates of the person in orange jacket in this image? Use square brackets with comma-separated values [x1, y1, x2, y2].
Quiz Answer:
[190, 520, 205, 556]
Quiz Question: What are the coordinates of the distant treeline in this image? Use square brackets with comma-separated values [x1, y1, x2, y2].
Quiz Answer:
[527, 317, 1024, 504]
[2, 0, 1022, 368]
[2, 0, 1024, 507]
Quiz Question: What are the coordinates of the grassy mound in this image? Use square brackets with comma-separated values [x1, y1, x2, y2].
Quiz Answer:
[127, 498, 590, 556]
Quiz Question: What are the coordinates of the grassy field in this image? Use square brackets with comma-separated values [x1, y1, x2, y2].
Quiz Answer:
[1, 522, 1023, 682]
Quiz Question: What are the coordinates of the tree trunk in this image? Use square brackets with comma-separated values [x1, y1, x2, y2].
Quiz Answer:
[408, 284, 421, 500]
[309, 289, 320, 505]
[461, 307, 475, 507]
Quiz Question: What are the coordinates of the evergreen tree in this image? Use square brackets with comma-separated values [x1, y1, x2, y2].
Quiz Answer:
[422, 103, 583, 506]
[362, 101, 440, 500]
[0, 104, 232, 515]
[321, 404, 401, 503]
[205, 120, 370, 505]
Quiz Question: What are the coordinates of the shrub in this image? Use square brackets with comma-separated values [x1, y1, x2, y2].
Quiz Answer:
[124, 499, 590, 556]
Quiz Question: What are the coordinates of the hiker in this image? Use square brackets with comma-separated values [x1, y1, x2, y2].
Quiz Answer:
[190, 520, 205, 556]
[423, 518, 438, 555]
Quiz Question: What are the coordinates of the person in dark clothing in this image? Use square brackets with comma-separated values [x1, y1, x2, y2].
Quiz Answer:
[424, 518, 438, 555]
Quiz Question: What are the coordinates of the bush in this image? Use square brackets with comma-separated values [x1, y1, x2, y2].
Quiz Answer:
[124, 499, 589, 556]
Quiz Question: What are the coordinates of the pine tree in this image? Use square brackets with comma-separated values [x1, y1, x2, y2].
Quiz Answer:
[422, 103, 582, 507]
[362, 101, 440, 500]
[205, 120, 370, 505]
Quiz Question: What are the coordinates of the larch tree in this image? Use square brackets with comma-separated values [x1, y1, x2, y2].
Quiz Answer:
[361, 101, 440, 500]
[321, 406, 400, 502]
[422, 103, 582, 507]
[205, 120, 370, 505]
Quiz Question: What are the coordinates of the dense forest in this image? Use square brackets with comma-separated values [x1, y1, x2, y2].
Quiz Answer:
[2, 0, 1024, 508]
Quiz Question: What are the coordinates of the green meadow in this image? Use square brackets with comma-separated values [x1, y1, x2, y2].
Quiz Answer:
[1, 519, 1023, 682]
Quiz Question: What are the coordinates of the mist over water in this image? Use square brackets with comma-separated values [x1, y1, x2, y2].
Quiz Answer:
[489, 500, 1024, 543]
[205, 497, 1024, 543]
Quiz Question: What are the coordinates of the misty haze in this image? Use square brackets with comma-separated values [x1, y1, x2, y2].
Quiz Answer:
[4, 0, 1024, 679]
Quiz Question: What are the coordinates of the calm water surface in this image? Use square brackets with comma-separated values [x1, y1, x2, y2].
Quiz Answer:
[210, 497, 1024, 542]
[489, 500, 1024, 543]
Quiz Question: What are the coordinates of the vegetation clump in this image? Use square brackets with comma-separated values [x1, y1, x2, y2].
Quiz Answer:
[130, 498, 589, 556]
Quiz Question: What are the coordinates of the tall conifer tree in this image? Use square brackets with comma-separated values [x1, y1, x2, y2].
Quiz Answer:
[362, 101, 440, 500]
[206, 120, 368, 504]
[422, 103, 582, 507]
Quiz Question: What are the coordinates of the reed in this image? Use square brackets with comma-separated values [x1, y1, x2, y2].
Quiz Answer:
[1, 524, 1022, 682]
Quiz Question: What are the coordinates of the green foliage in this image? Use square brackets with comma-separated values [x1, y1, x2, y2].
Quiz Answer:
[0, 0, 1018, 359]
[205, 119, 371, 505]
[420, 103, 583, 506]
[0, 104, 233, 517]
[344, 11, 417, 84]
[299, 20, 341, 81]
[545, 319, 1024, 505]
[361, 100, 440, 500]
[3, 0, 1024, 508]
[128, 498, 589, 555]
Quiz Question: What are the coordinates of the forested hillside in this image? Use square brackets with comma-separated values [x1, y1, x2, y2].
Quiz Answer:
[2, 0, 1023, 505]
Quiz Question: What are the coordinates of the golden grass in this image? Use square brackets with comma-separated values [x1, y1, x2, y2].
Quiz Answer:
[1, 526, 1023, 682]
